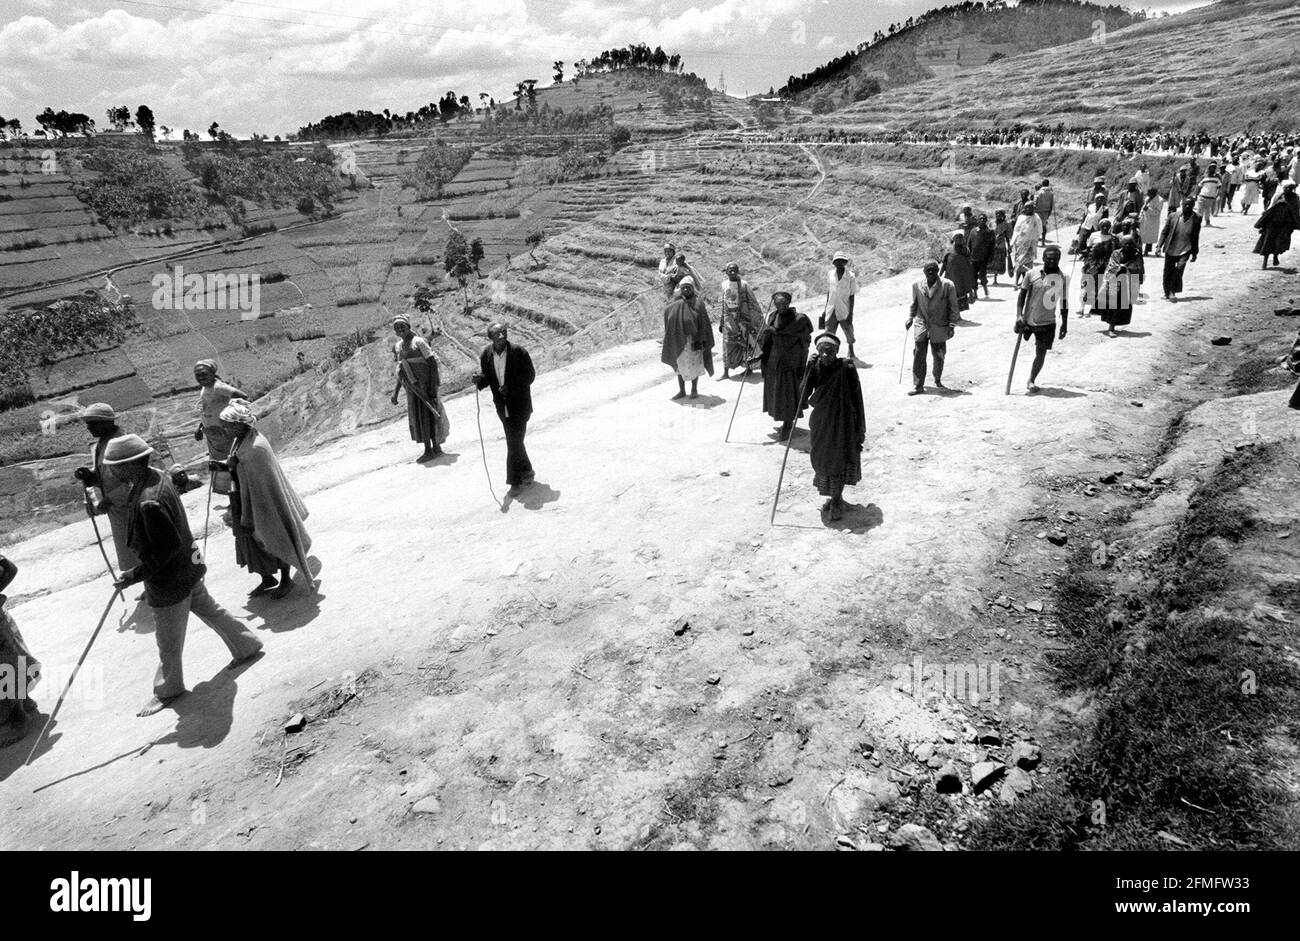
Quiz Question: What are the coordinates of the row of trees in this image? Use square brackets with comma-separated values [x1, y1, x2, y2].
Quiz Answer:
[571, 44, 684, 76]
[297, 92, 495, 139]
[778, 0, 1145, 99]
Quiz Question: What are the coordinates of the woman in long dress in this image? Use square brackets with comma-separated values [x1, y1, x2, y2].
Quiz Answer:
[1253, 181, 1300, 269]
[1009, 204, 1042, 287]
[1082, 220, 1117, 317]
[221, 399, 314, 599]
[940, 231, 977, 310]
[389, 316, 448, 462]
[1239, 162, 1262, 215]
[1099, 236, 1143, 338]
[759, 291, 812, 441]
[991, 209, 1012, 285]
[803, 333, 864, 522]
[1138, 187, 1164, 254]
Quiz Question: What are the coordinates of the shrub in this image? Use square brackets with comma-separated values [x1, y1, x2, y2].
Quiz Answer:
[329, 327, 376, 363]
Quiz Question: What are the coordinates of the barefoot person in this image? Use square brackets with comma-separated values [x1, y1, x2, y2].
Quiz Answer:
[905, 260, 960, 396]
[0, 556, 41, 748]
[192, 360, 244, 500]
[105, 434, 264, 716]
[1157, 197, 1201, 301]
[661, 277, 715, 400]
[1015, 245, 1070, 393]
[472, 322, 537, 494]
[717, 262, 764, 380]
[390, 315, 448, 462]
[804, 333, 865, 522]
[74, 403, 140, 574]
[1253, 180, 1300, 270]
[759, 290, 812, 441]
[221, 400, 314, 599]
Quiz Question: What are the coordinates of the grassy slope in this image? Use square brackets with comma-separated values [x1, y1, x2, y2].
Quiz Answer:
[788, 1, 1143, 107]
[815, 0, 1300, 132]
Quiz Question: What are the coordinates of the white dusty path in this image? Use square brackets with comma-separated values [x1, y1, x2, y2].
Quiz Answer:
[0, 206, 1292, 849]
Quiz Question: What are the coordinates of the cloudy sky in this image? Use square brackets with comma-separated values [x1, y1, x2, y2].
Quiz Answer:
[0, 0, 1207, 137]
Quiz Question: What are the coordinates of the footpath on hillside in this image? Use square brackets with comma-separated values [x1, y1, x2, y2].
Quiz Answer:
[1, 206, 1295, 850]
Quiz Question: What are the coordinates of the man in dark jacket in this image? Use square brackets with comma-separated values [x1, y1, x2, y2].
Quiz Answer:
[1156, 197, 1201, 300]
[473, 322, 537, 492]
[968, 215, 995, 299]
[105, 434, 264, 716]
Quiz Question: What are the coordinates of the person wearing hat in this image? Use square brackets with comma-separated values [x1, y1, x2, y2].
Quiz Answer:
[104, 434, 264, 716]
[802, 332, 864, 522]
[824, 251, 858, 361]
[1015, 245, 1069, 394]
[0, 555, 41, 748]
[758, 290, 812, 441]
[1009, 203, 1042, 287]
[192, 360, 245, 499]
[74, 402, 140, 574]
[1253, 180, 1300, 270]
[389, 316, 447, 463]
[472, 322, 537, 493]
[717, 262, 764, 380]
[906, 261, 960, 395]
[661, 277, 715, 400]
[220, 399, 314, 598]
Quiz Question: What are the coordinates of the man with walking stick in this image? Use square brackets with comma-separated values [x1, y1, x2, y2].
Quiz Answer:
[1014, 245, 1070, 394]
[74, 403, 139, 576]
[472, 323, 537, 496]
[0, 556, 41, 748]
[104, 434, 264, 717]
[905, 261, 960, 396]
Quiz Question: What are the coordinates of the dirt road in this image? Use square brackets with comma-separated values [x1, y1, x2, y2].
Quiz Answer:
[1, 207, 1291, 849]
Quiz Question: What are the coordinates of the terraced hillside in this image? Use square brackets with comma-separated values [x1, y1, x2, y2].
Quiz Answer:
[814, 0, 1300, 133]
[784, 0, 1145, 108]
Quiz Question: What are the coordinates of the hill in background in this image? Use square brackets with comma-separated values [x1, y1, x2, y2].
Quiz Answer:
[812, 0, 1300, 132]
[782, 0, 1146, 110]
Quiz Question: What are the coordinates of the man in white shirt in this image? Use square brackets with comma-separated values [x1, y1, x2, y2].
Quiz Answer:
[1015, 246, 1070, 394]
[824, 250, 858, 361]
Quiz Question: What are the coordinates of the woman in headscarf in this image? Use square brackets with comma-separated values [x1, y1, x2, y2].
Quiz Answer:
[389, 315, 448, 462]
[718, 262, 765, 379]
[802, 333, 864, 522]
[193, 359, 245, 496]
[1082, 219, 1117, 317]
[657, 241, 677, 291]
[1240, 161, 1263, 215]
[1074, 193, 1108, 256]
[1138, 186, 1164, 255]
[991, 209, 1012, 285]
[1009, 203, 1042, 287]
[0, 555, 40, 748]
[220, 399, 313, 599]
[661, 277, 714, 399]
[759, 290, 812, 441]
[1253, 180, 1300, 269]
[1099, 236, 1143, 338]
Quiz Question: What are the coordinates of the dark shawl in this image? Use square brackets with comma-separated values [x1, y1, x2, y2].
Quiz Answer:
[760, 310, 812, 421]
[1254, 194, 1300, 257]
[661, 296, 715, 376]
[804, 359, 865, 478]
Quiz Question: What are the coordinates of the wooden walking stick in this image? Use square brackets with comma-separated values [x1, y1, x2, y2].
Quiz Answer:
[898, 322, 910, 384]
[25, 587, 121, 767]
[202, 469, 214, 561]
[770, 364, 815, 525]
[724, 301, 772, 443]
[473, 389, 501, 506]
[83, 491, 118, 583]
[1005, 331, 1024, 395]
